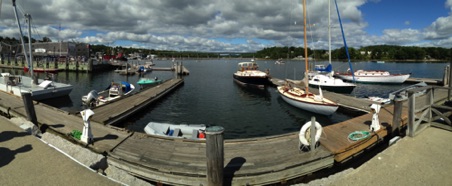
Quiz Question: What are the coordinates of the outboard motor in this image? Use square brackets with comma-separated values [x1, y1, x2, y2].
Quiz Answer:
[82, 90, 99, 106]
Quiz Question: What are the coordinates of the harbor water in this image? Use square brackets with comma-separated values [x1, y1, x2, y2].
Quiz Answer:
[2, 60, 448, 139]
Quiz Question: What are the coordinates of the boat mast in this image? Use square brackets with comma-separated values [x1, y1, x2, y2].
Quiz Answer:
[12, 0, 30, 71]
[303, 0, 309, 93]
[334, 0, 355, 82]
[26, 13, 34, 83]
[328, 0, 331, 65]
[12, 0, 35, 84]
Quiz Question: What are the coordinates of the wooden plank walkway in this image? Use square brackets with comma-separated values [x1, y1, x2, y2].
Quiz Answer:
[320, 104, 407, 162]
[406, 77, 442, 85]
[108, 132, 334, 185]
[90, 78, 184, 125]
[0, 91, 131, 154]
[321, 87, 448, 162]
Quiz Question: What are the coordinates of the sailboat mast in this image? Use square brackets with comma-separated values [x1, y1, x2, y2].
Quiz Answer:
[26, 13, 34, 81]
[303, 0, 309, 93]
[328, 0, 331, 64]
[12, 0, 30, 70]
[334, 0, 355, 82]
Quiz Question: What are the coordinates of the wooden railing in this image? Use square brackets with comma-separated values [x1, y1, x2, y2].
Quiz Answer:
[406, 86, 452, 137]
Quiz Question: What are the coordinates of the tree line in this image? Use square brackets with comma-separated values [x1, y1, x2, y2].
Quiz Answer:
[1, 36, 451, 60]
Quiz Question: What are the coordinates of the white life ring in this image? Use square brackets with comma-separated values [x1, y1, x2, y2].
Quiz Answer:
[299, 121, 323, 146]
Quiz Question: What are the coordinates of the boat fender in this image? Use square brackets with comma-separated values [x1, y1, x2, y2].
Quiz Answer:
[299, 121, 323, 146]
[198, 131, 205, 139]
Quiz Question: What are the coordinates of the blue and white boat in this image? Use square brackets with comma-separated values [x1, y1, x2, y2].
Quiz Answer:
[82, 81, 135, 107]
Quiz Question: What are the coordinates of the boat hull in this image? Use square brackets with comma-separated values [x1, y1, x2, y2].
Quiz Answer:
[233, 74, 269, 87]
[0, 75, 72, 101]
[277, 86, 338, 115]
[335, 73, 410, 84]
[309, 83, 355, 94]
[309, 74, 356, 94]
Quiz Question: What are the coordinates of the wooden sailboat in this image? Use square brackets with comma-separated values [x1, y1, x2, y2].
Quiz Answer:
[307, 0, 356, 94]
[332, 0, 410, 84]
[277, 0, 338, 116]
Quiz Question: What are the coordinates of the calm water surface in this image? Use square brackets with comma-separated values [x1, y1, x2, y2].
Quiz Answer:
[9, 59, 446, 139]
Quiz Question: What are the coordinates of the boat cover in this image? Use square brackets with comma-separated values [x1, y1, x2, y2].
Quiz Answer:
[121, 81, 132, 92]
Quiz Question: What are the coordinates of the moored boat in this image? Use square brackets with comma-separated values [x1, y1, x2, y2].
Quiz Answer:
[82, 81, 135, 107]
[233, 61, 270, 88]
[277, 0, 339, 116]
[335, 70, 410, 84]
[137, 77, 162, 89]
[309, 74, 356, 94]
[144, 122, 207, 139]
[24, 66, 60, 73]
[1, 3, 73, 101]
[277, 84, 338, 115]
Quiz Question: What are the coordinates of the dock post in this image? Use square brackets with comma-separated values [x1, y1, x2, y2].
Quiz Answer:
[407, 91, 416, 137]
[205, 126, 224, 186]
[65, 57, 69, 71]
[54, 57, 58, 69]
[449, 61, 452, 100]
[87, 59, 93, 72]
[21, 92, 38, 125]
[443, 65, 449, 87]
[310, 116, 317, 150]
[392, 100, 403, 134]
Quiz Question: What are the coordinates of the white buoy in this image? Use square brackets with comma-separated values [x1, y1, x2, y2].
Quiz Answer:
[370, 104, 381, 132]
[80, 109, 95, 144]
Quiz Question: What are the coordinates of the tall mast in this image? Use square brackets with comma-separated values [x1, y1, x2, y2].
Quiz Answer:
[328, 0, 331, 64]
[334, 0, 355, 82]
[12, 0, 30, 70]
[26, 13, 34, 82]
[303, 0, 309, 93]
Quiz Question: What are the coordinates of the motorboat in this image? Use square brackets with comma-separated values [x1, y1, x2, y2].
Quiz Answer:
[137, 77, 162, 89]
[82, 81, 135, 107]
[144, 122, 207, 140]
[309, 73, 356, 94]
[233, 61, 270, 88]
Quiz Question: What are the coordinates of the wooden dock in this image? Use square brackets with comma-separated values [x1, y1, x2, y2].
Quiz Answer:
[90, 78, 184, 125]
[0, 77, 449, 185]
[109, 133, 334, 185]
[405, 77, 442, 85]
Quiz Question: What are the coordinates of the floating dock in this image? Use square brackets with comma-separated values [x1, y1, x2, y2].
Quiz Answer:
[90, 78, 184, 125]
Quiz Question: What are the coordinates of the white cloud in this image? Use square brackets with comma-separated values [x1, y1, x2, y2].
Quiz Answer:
[1, 0, 451, 51]
[381, 29, 421, 45]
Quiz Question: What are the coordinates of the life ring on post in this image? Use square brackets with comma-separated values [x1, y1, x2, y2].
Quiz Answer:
[299, 121, 323, 146]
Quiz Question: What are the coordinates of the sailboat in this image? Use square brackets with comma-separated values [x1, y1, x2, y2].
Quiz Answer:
[332, 0, 410, 84]
[0, 1, 73, 101]
[277, 0, 338, 116]
[308, 0, 356, 94]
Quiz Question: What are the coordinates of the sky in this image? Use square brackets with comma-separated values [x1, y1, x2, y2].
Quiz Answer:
[0, 0, 452, 53]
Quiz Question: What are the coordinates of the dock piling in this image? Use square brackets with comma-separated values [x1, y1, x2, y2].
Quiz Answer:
[206, 126, 224, 186]
[21, 92, 37, 125]
[310, 116, 317, 150]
